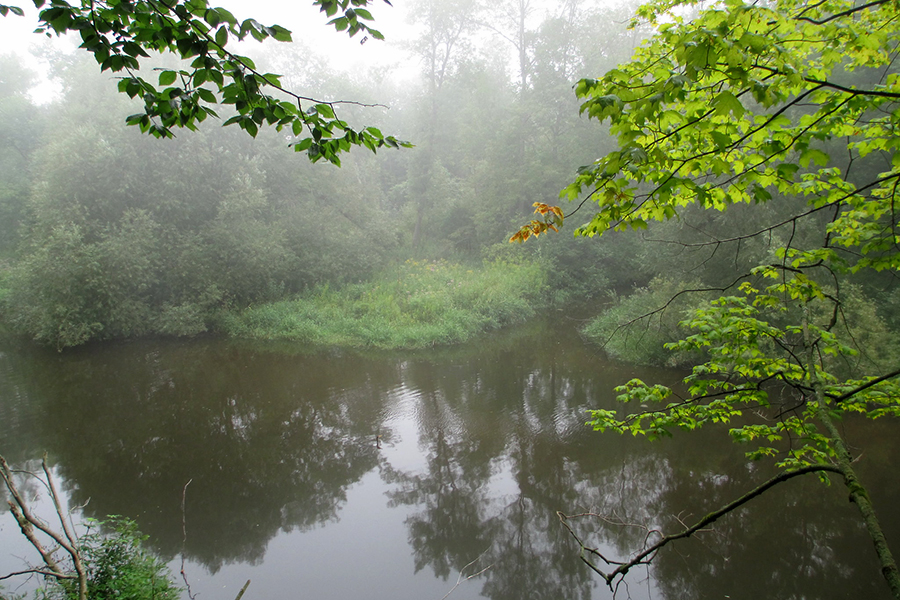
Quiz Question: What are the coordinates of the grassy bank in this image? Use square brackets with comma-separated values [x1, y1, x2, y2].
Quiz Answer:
[219, 259, 549, 349]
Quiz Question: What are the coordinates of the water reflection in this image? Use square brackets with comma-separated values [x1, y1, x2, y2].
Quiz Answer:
[0, 326, 897, 599]
[0, 341, 389, 571]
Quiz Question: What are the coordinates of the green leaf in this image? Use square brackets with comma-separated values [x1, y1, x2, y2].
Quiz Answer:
[799, 148, 829, 168]
[314, 103, 335, 119]
[158, 70, 177, 86]
[713, 91, 744, 117]
[215, 26, 228, 47]
[268, 24, 292, 42]
[196, 88, 216, 103]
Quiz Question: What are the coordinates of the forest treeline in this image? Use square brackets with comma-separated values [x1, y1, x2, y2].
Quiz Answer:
[0, 0, 896, 357]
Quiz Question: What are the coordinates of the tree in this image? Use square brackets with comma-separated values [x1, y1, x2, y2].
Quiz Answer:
[512, 0, 900, 595]
[0, 0, 409, 165]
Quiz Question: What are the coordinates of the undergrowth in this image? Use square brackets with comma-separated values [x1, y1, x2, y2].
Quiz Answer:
[581, 277, 711, 366]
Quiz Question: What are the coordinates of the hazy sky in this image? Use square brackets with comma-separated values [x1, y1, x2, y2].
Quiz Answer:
[0, 0, 607, 103]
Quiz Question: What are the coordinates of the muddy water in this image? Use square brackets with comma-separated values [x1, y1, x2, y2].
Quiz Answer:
[1, 320, 897, 600]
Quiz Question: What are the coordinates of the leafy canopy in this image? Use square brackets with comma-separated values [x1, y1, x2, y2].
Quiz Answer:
[566, 0, 900, 262]
[0, 0, 410, 165]
[534, 0, 900, 467]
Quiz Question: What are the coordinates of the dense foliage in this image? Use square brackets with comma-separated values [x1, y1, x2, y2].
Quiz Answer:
[0, 57, 400, 347]
[48, 518, 180, 600]
[222, 258, 548, 348]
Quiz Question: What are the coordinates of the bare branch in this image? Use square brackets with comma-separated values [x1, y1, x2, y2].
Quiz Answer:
[0, 568, 76, 582]
[180, 478, 197, 600]
[559, 464, 842, 588]
[233, 579, 251, 600]
[439, 550, 493, 600]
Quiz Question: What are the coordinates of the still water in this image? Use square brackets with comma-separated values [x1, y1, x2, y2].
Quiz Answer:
[0, 319, 897, 600]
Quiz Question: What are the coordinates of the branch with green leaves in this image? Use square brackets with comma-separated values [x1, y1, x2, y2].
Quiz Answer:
[589, 278, 900, 464]
[3, 0, 411, 164]
[550, 0, 900, 272]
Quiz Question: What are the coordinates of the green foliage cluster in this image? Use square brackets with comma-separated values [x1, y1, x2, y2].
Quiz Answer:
[40, 517, 179, 600]
[593, 280, 900, 459]
[554, 0, 900, 590]
[220, 258, 548, 348]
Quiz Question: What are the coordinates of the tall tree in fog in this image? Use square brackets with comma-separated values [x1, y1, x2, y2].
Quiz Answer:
[0, 55, 41, 256]
[484, 0, 537, 93]
[406, 0, 481, 249]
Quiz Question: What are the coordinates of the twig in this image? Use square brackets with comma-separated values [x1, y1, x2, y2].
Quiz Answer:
[439, 550, 493, 600]
[559, 463, 842, 588]
[179, 479, 196, 600]
[0, 568, 76, 581]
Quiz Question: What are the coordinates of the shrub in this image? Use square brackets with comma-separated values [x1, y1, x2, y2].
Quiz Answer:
[40, 517, 180, 600]
[221, 259, 550, 349]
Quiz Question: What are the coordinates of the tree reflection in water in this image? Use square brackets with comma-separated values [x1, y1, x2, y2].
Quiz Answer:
[0, 340, 392, 571]
[0, 328, 897, 599]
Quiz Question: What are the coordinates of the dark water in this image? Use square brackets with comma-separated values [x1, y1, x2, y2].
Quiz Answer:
[1, 319, 897, 600]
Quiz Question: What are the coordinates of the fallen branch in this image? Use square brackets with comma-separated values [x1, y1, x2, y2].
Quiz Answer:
[179, 478, 196, 600]
[234, 578, 252, 600]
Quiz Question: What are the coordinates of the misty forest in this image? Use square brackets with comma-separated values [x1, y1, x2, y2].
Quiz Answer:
[1, 0, 899, 598]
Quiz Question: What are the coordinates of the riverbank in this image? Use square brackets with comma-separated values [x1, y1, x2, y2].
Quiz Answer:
[218, 259, 549, 349]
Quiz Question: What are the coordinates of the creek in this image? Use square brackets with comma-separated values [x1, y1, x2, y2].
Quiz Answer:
[1, 317, 897, 600]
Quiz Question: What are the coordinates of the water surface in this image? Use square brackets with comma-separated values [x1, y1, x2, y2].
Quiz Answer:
[1, 320, 897, 599]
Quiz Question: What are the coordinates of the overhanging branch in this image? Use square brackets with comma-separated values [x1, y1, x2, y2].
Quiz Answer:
[559, 463, 842, 588]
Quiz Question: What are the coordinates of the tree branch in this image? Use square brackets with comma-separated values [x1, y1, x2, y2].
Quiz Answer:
[558, 463, 842, 588]
[793, 0, 891, 25]
[826, 368, 900, 404]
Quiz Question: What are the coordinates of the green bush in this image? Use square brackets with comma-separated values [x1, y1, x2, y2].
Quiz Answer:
[39, 517, 179, 600]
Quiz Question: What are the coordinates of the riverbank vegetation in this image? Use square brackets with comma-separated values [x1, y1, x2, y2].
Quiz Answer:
[0, 0, 649, 350]
[221, 258, 547, 348]
[1, 455, 180, 600]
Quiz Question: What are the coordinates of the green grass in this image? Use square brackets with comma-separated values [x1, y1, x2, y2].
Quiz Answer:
[219, 259, 549, 349]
